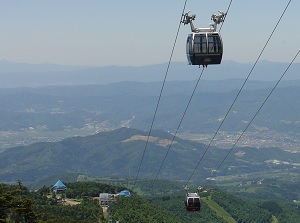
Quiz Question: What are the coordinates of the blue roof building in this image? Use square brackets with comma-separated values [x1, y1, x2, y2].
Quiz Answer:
[118, 190, 131, 197]
[51, 180, 67, 194]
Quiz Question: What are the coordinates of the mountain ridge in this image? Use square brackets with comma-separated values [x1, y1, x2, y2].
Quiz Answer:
[0, 80, 300, 150]
[1, 60, 300, 87]
[1, 127, 299, 185]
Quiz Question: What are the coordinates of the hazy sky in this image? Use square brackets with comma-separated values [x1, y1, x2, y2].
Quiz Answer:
[0, 0, 299, 66]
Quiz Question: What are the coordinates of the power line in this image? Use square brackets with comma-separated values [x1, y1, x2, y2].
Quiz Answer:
[146, 1, 234, 193]
[132, 0, 189, 189]
[152, 66, 205, 183]
[219, 0, 233, 32]
[149, 0, 234, 189]
[146, 0, 234, 190]
[184, 0, 292, 188]
[205, 48, 300, 188]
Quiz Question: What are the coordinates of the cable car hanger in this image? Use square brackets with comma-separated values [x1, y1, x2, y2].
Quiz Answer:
[182, 11, 226, 33]
[182, 11, 226, 67]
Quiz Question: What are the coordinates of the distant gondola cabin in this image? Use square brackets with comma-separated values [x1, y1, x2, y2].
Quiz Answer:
[185, 193, 201, 212]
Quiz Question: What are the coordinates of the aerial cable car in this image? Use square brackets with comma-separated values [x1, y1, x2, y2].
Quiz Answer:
[185, 192, 201, 212]
[182, 11, 226, 67]
[183, 186, 203, 212]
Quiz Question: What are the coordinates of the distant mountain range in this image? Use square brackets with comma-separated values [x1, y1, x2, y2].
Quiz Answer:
[0, 60, 300, 87]
[0, 80, 299, 137]
[0, 128, 299, 184]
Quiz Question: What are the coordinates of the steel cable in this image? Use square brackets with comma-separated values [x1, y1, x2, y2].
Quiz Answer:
[184, 0, 292, 188]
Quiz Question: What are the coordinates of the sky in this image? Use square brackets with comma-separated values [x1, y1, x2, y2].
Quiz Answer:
[0, 0, 299, 67]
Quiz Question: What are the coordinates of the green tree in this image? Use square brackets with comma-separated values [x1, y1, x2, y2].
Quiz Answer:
[0, 184, 36, 223]
[0, 184, 19, 222]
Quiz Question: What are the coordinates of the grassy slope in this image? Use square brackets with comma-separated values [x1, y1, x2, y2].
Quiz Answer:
[203, 196, 237, 223]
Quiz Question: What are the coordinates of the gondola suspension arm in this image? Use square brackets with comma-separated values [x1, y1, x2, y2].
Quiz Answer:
[181, 11, 226, 32]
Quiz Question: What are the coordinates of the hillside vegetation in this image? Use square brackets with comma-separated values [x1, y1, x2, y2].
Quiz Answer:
[1, 128, 299, 188]
[1, 180, 300, 223]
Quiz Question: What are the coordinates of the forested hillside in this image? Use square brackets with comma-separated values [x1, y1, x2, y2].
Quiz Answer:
[1, 180, 299, 223]
[1, 128, 299, 187]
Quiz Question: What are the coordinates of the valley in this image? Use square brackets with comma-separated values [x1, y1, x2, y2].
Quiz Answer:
[1, 124, 299, 151]
[1, 79, 300, 152]
[0, 77, 299, 222]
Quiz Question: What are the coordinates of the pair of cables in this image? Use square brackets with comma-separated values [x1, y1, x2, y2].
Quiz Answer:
[203, 48, 299, 190]
[133, 0, 233, 189]
[133, 0, 190, 189]
[184, 0, 294, 188]
[134, 0, 296, 191]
